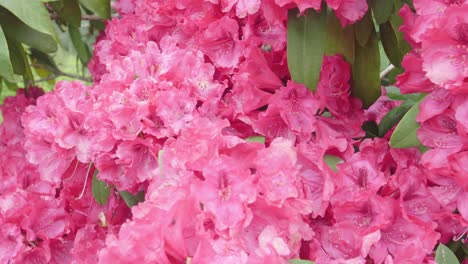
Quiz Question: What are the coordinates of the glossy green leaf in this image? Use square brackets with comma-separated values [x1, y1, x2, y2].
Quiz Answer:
[354, 10, 373, 47]
[325, 10, 355, 64]
[385, 86, 424, 103]
[390, 96, 426, 148]
[0, 0, 57, 43]
[289, 259, 315, 264]
[380, 21, 403, 67]
[79, 0, 110, 19]
[0, 7, 57, 53]
[287, 7, 327, 91]
[324, 155, 343, 172]
[69, 25, 91, 64]
[370, 0, 394, 24]
[352, 26, 381, 108]
[435, 244, 460, 264]
[92, 170, 111, 206]
[120, 190, 145, 208]
[246, 136, 266, 144]
[59, 0, 82, 27]
[0, 26, 15, 82]
[378, 103, 412, 137]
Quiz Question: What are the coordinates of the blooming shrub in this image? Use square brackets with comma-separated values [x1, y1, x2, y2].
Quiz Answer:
[1, 0, 467, 263]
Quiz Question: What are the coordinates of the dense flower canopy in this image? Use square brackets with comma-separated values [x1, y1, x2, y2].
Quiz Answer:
[1, 0, 467, 263]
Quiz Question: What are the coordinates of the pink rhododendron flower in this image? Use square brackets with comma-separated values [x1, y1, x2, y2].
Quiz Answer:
[2, 0, 467, 262]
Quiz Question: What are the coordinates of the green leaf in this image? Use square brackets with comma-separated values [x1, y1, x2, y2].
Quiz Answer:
[246, 136, 266, 144]
[0, 7, 57, 53]
[69, 25, 91, 64]
[6, 37, 26, 75]
[287, 7, 327, 91]
[385, 86, 424, 103]
[0, 26, 15, 82]
[325, 10, 355, 64]
[79, 0, 110, 19]
[352, 25, 381, 108]
[30, 48, 58, 71]
[435, 244, 460, 264]
[323, 155, 343, 172]
[4, 79, 18, 91]
[389, 13, 411, 55]
[354, 10, 373, 47]
[119, 190, 145, 208]
[370, 0, 394, 25]
[378, 103, 412, 137]
[362, 121, 379, 138]
[92, 170, 111, 206]
[380, 21, 403, 67]
[6, 37, 33, 86]
[0, 0, 58, 43]
[289, 259, 315, 264]
[58, 0, 82, 28]
[389, 96, 426, 148]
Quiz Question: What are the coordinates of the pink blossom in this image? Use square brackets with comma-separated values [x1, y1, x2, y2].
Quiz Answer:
[421, 4, 468, 92]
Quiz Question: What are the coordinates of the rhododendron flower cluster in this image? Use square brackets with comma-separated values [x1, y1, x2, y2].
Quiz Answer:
[397, 0, 468, 228]
[0, 0, 467, 263]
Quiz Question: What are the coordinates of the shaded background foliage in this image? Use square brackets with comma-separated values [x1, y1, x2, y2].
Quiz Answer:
[0, 0, 112, 108]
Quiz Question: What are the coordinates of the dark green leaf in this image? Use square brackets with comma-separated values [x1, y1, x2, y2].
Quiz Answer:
[435, 244, 460, 264]
[0, 7, 57, 53]
[380, 21, 403, 67]
[90, 19, 105, 31]
[389, 13, 411, 55]
[324, 155, 343, 172]
[246, 136, 266, 144]
[6, 37, 26, 75]
[390, 96, 426, 148]
[362, 121, 379, 138]
[92, 170, 111, 206]
[289, 259, 315, 264]
[69, 25, 91, 64]
[6, 37, 33, 86]
[287, 7, 327, 91]
[378, 103, 412, 137]
[352, 25, 381, 108]
[381, 66, 403, 86]
[354, 10, 373, 47]
[0, 0, 57, 43]
[30, 48, 58, 71]
[119, 190, 145, 208]
[325, 10, 355, 64]
[59, 0, 82, 27]
[0, 26, 15, 82]
[79, 0, 110, 19]
[370, 0, 394, 24]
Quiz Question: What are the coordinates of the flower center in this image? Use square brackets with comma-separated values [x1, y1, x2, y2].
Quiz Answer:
[455, 22, 468, 44]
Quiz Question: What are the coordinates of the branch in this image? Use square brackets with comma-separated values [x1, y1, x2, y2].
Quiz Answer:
[81, 14, 102, 21]
[35, 74, 59, 83]
[56, 70, 93, 82]
[380, 64, 396, 79]
[32, 63, 93, 83]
